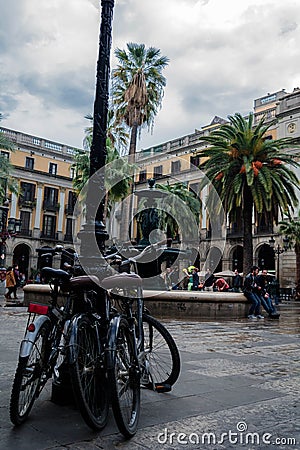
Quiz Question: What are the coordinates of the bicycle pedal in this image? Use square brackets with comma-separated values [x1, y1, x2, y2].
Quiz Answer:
[155, 383, 172, 393]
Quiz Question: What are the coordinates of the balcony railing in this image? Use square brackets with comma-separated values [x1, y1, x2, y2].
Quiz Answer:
[40, 231, 59, 240]
[18, 198, 36, 209]
[19, 229, 32, 237]
[64, 234, 73, 243]
[255, 225, 273, 235]
[65, 204, 75, 215]
[43, 201, 60, 212]
[227, 226, 244, 238]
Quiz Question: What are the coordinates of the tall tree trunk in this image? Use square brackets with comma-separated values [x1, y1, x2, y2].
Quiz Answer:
[295, 243, 300, 284]
[121, 122, 138, 241]
[243, 186, 254, 277]
[129, 122, 138, 157]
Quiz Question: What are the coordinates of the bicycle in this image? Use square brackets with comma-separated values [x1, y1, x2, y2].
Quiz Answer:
[9, 246, 108, 427]
[10, 246, 74, 425]
[101, 240, 181, 437]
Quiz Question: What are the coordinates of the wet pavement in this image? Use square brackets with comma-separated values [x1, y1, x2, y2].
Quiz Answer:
[0, 296, 299, 449]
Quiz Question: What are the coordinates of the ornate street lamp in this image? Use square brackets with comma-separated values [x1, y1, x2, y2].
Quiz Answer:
[78, 0, 115, 264]
[269, 235, 289, 286]
[0, 200, 22, 263]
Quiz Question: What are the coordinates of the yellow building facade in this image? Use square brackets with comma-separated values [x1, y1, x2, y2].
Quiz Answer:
[130, 89, 300, 288]
[0, 127, 80, 277]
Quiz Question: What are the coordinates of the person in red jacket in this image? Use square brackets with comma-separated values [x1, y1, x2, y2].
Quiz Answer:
[214, 277, 229, 292]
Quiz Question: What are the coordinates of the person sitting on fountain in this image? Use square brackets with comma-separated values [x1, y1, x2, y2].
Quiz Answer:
[256, 269, 280, 319]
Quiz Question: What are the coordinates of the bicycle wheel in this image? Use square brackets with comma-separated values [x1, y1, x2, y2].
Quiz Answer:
[69, 315, 109, 431]
[108, 318, 140, 438]
[141, 314, 180, 388]
[10, 321, 50, 425]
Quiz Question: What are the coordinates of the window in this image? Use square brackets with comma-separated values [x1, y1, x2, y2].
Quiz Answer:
[64, 218, 74, 242]
[189, 183, 200, 195]
[42, 215, 56, 238]
[70, 167, 76, 179]
[139, 170, 147, 182]
[153, 165, 163, 178]
[43, 187, 59, 210]
[66, 191, 77, 214]
[25, 157, 34, 170]
[1, 151, 9, 159]
[20, 211, 31, 236]
[20, 182, 35, 202]
[171, 161, 181, 174]
[190, 155, 200, 169]
[49, 162, 57, 175]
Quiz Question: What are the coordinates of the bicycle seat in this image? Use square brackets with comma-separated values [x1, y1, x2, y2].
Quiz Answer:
[102, 273, 142, 290]
[69, 275, 100, 290]
[41, 267, 71, 283]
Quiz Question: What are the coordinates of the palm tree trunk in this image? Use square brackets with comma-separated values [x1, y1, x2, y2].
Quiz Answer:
[120, 122, 138, 241]
[129, 122, 138, 157]
[243, 186, 254, 276]
[295, 243, 300, 284]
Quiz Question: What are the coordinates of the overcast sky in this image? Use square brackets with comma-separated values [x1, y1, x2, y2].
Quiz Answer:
[1, 0, 300, 151]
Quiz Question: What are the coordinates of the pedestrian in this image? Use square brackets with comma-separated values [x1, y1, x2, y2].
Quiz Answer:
[203, 269, 215, 291]
[170, 266, 179, 290]
[191, 267, 199, 291]
[163, 267, 173, 291]
[214, 277, 230, 292]
[232, 269, 242, 292]
[256, 269, 280, 319]
[243, 265, 264, 319]
[5, 266, 16, 300]
[12, 264, 20, 299]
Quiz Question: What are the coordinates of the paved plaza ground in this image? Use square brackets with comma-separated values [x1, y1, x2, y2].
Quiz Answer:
[0, 293, 299, 449]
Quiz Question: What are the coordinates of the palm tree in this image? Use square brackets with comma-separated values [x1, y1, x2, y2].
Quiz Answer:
[279, 211, 300, 283]
[112, 43, 169, 156]
[72, 138, 133, 219]
[0, 117, 18, 202]
[155, 182, 201, 240]
[198, 112, 300, 276]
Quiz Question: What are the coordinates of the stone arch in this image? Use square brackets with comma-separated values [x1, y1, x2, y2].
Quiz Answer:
[205, 246, 222, 273]
[229, 245, 243, 273]
[12, 243, 31, 278]
[256, 243, 275, 271]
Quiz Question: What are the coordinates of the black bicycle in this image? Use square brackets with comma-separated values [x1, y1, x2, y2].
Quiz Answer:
[10, 247, 73, 425]
[101, 240, 181, 437]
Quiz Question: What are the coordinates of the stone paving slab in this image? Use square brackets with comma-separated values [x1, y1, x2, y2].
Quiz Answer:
[0, 301, 299, 449]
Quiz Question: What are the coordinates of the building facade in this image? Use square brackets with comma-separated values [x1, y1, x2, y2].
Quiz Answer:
[130, 88, 300, 288]
[0, 127, 79, 277]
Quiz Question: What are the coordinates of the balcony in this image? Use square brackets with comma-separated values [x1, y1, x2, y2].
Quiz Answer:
[255, 225, 273, 235]
[43, 201, 60, 212]
[18, 198, 36, 209]
[19, 229, 32, 237]
[227, 225, 244, 238]
[64, 234, 73, 243]
[65, 204, 75, 215]
[40, 231, 59, 241]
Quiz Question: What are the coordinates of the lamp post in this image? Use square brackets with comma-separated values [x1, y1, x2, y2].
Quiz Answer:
[78, 0, 115, 264]
[0, 200, 22, 265]
[269, 236, 289, 286]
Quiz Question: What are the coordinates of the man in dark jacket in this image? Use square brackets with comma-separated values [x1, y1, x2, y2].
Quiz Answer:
[243, 266, 264, 319]
[233, 270, 242, 292]
[256, 270, 280, 319]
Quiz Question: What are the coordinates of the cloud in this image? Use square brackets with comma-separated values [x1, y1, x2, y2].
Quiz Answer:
[1, 0, 300, 151]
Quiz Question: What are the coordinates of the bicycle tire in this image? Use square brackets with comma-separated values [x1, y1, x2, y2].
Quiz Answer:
[108, 318, 140, 438]
[69, 315, 109, 431]
[142, 314, 180, 387]
[10, 321, 51, 425]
